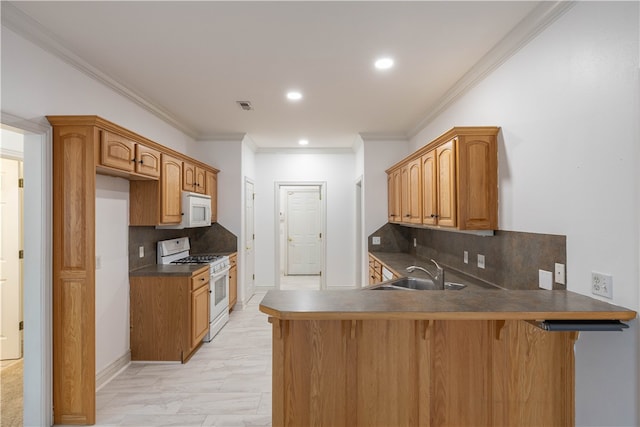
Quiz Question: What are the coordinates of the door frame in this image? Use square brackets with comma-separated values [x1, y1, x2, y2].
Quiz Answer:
[1, 112, 53, 427]
[274, 181, 326, 290]
[242, 177, 255, 306]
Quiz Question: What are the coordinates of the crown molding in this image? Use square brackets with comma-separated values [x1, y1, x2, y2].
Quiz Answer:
[197, 133, 247, 142]
[256, 147, 355, 155]
[1, 2, 199, 139]
[408, 1, 576, 138]
[359, 132, 409, 142]
[1, 111, 51, 134]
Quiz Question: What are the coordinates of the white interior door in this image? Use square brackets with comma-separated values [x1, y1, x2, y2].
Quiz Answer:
[244, 179, 255, 299]
[1, 158, 22, 360]
[286, 188, 321, 275]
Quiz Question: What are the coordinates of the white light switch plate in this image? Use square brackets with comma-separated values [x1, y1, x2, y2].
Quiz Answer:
[372, 236, 381, 245]
[554, 263, 565, 284]
[463, 251, 468, 264]
[139, 246, 145, 258]
[539, 269, 553, 290]
[477, 254, 485, 269]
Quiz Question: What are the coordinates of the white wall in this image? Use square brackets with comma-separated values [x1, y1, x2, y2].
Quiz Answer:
[189, 140, 243, 238]
[362, 139, 410, 237]
[255, 152, 357, 288]
[95, 175, 130, 374]
[410, 3, 639, 425]
[1, 29, 194, 154]
[2, 24, 197, 398]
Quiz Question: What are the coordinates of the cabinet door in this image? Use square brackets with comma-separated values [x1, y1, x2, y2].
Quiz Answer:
[191, 284, 210, 348]
[457, 136, 497, 230]
[205, 170, 217, 222]
[229, 266, 237, 310]
[421, 150, 438, 225]
[387, 171, 401, 223]
[436, 139, 457, 227]
[161, 154, 183, 224]
[101, 131, 135, 172]
[183, 161, 196, 192]
[401, 158, 422, 224]
[195, 167, 206, 194]
[135, 144, 161, 178]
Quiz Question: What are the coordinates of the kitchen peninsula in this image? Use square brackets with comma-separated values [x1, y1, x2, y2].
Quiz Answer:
[260, 289, 636, 426]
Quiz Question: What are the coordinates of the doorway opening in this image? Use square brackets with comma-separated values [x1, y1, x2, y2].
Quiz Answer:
[275, 182, 326, 290]
[0, 128, 24, 426]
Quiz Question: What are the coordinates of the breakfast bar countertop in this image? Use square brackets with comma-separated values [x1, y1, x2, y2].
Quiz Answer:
[259, 289, 637, 321]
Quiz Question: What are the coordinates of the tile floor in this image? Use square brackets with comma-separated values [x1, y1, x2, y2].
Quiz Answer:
[279, 274, 320, 290]
[90, 292, 272, 427]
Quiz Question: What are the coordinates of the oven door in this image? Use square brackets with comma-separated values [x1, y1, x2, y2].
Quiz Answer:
[208, 267, 230, 338]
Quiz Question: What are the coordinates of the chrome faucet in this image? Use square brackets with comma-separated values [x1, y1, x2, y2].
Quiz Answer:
[407, 259, 444, 290]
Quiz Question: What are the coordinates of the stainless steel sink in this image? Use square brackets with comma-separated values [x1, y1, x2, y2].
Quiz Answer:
[368, 277, 467, 291]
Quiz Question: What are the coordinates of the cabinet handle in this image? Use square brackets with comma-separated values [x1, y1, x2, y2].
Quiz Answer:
[131, 158, 136, 162]
[138, 159, 143, 164]
[201, 277, 205, 281]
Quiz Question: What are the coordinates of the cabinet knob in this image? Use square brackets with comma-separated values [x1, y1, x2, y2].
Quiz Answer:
[138, 160, 143, 164]
[201, 277, 205, 281]
[131, 158, 136, 162]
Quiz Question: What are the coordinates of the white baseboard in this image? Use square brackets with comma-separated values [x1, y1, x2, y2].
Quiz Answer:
[96, 350, 131, 391]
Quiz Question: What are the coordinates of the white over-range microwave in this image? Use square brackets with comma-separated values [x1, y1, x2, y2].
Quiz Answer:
[157, 191, 211, 229]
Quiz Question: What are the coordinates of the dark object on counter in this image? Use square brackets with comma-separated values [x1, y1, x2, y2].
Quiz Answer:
[536, 320, 629, 332]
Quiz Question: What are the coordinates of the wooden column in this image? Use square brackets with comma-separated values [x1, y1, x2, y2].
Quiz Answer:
[50, 119, 96, 424]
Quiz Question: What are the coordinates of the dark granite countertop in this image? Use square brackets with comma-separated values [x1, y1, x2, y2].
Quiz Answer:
[259, 289, 637, 321]
[129, 264, 209, 277]
[370, 251, 498, 290]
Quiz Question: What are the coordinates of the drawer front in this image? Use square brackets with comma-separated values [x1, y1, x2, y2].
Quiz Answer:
[191, 269, 210, 291]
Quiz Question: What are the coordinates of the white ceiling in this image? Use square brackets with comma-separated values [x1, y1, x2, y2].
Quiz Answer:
[8, 1, 543, 149]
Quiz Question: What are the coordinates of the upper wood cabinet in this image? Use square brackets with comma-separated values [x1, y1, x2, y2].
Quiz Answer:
[99, 131, 160, 179]
[183, 161, 206, 194]
[388, 169, 401, 223]
[160, 154, 183, 224]
[205, 170, 218, 222]
[399, 158, 422, 224]
[387, 127, 499, 230]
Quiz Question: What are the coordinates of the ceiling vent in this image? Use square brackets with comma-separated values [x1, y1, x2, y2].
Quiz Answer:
[236, 101, 253, 111]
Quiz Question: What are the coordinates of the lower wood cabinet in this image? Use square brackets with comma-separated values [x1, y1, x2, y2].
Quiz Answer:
[229, 252, 238, 310]
[130, 267, 210, 362]
[368, 253, 398, 285]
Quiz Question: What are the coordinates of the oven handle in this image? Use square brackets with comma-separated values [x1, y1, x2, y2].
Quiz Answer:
[210, 266, 231, 281]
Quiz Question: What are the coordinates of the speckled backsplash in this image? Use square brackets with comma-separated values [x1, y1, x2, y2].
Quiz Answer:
[129, 223, 237, 271]
[369, 224, 566, 290]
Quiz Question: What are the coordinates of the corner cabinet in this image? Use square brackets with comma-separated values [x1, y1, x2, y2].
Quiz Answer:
[387, 127, 499, 230]
[130, 267, 210, 363]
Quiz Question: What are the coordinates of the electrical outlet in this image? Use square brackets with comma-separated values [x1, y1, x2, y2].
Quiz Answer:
[555, 263, 565, 284]
[538, 269, 553, 290]
[413, 238, 417, 247]
[592, 272, 613, 299]
[139, 246, 145, 258]
[372, 236, 381, 245]
[96, 256, 101, 270]
[477, 254, 485, 269]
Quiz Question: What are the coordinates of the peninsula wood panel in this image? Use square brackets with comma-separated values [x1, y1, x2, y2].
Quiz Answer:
[492, 320, 576, 426]
[268, 316, 579, 426]
[52, 124, 96, 425]
[356, 320, 420, 426]
[274, 319, 351, 427]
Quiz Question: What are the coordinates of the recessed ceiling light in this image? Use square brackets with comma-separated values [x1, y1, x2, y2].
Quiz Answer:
[287, 91, 303, 101]
[298, 139, 309, 146]
[374, 57, 394, 70]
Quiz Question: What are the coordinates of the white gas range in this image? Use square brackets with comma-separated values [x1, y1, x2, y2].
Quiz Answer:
[157, 237, 230, 341]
